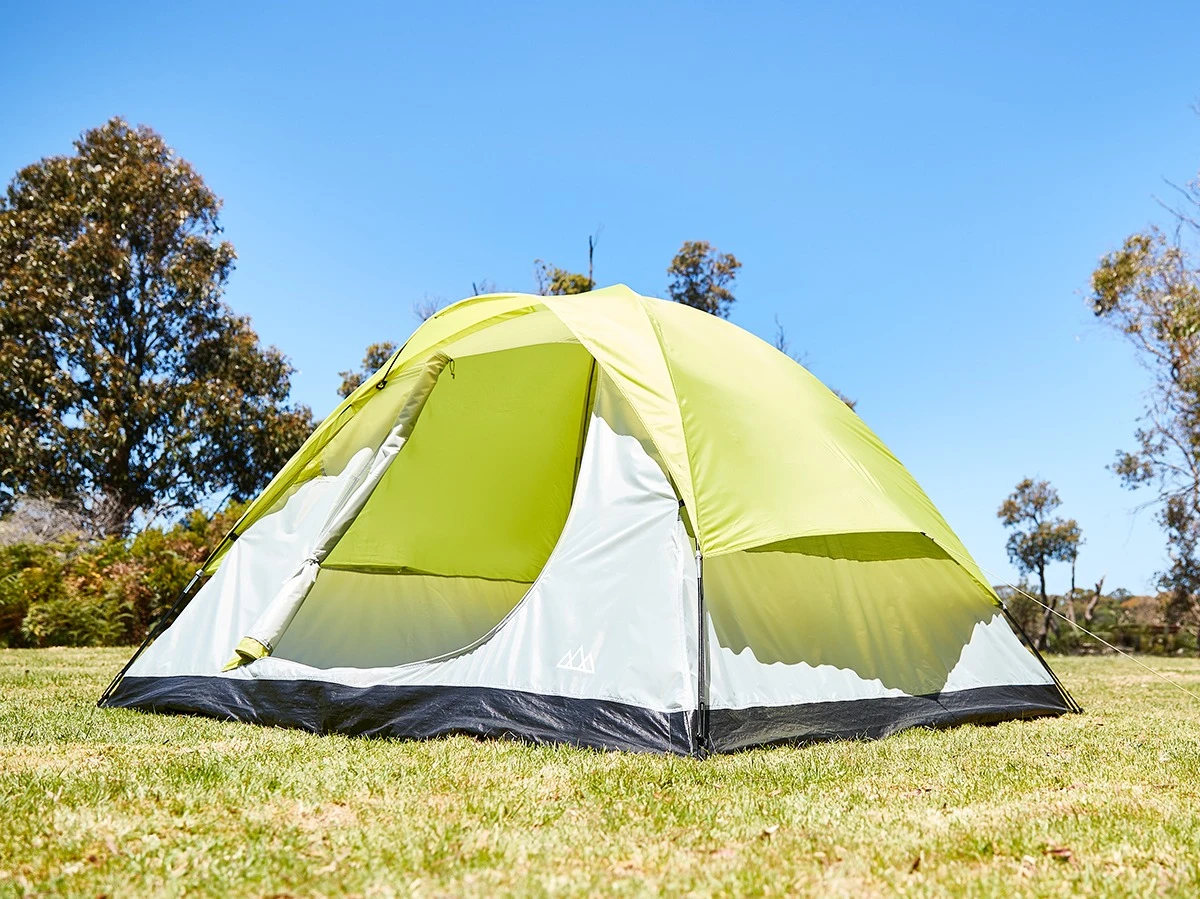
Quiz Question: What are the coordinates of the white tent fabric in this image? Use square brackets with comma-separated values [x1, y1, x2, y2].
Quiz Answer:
[125, 447, 375, 678]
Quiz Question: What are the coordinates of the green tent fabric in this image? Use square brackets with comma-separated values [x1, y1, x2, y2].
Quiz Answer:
[212, 285, 984, 576]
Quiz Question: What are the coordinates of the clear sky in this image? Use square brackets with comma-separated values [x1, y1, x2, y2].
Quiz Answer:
[3, 2, 1199, 594]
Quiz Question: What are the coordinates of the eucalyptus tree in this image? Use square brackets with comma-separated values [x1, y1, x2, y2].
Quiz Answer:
[998, 479, 1082, 649]
[1091, 146, 1200, 642]
[0, 118, 311, 533]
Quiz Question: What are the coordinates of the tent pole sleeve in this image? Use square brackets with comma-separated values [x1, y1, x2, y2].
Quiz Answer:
[98, 568, 207, 705]
[695, 546, 710, 755]
[225, 353, 450, 669]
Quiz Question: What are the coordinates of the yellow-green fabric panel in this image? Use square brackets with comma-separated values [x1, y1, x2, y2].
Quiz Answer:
[382, 294, 547, 379]
[204, 296, 552, 574]
[706, 548, 999, 697]
[641, 297, 983, 581]
[327, 343, 593, 581]
[542, 287, 696, 518]
[202, 366, 425, 575]
[440, 308, 576, 358]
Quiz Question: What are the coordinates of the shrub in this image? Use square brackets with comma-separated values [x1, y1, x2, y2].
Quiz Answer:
[20, 590, 128, 647]
[0, 502, 246, 647]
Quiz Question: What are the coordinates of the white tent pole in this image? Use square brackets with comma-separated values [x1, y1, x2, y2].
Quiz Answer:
[695, 545, 710, 755]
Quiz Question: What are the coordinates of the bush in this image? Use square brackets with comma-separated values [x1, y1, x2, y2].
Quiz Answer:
[0, 502, 245, 648]
[989, 584, 1200, 656]
[20, 591, 128, 647]
[0, 542, 65, 647]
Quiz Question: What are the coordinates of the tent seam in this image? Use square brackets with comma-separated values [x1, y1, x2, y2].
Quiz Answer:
[538, 296, 695, 518]
[636, 297, 703, 545]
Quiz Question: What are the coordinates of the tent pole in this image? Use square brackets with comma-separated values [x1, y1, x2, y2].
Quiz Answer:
[1000, 604, 1082, 714]
[97, 568, 207, 706]
[695, 546, 710, 756]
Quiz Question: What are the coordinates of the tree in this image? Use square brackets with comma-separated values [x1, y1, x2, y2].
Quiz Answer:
[1084, 575, 1105, 624]
[1090, 145, 1200, 645]
[534, 259, 591, 296]
[0, 118, 312, 534]
[412, 293, 447, 322]
[666, 240, 741, 317]
[337, 341, 398, 398]
[534, 231, 601, 297]
[1064, 534, 1083, 624]
[997, 479, 1082, 650]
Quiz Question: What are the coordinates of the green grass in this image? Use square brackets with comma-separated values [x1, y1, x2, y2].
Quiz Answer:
[1, 651, 1199, 897]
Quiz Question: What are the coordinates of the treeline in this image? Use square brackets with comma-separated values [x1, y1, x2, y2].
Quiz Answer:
[1000, 585, 1196, 656]
[4, 114, 1200, 653]
[0, 501, 238, 648]
[5, 506, 1187, 652]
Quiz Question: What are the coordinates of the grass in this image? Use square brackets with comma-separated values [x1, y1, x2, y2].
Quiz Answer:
[1, 652, 1199, 897]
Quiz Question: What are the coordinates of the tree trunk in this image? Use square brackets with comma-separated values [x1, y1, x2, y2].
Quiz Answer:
[587, 234, 596, 290]
[1066, 556, 1078, 624]
[1084, 577, 1104, 623]
[1193, 596, 1200, 658]
[1036, 563, 1055, 651]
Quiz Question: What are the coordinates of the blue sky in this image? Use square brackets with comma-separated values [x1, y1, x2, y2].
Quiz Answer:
[3, 2, 1199, 593]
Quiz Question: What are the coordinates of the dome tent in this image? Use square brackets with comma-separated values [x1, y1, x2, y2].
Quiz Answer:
[100, 285, 1076, 754]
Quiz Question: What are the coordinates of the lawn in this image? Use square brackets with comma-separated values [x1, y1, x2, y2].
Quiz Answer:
[1, 650, 1198, 897]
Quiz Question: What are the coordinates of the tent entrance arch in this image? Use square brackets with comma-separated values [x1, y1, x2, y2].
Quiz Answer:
[272, 340, 598, 670]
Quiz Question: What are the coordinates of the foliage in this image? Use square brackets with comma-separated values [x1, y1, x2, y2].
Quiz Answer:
[996, 580, 1198, 655]
[337, 341, 398, 399]
[0, 501, 243, 648]
[997, 479, 1081, 650]
[666, 240, 742, 317]
[0, 497, 86, 546]
[534, 259, 592, 296]
[0, 117, 312, 534]
[1090, 155, 1200, 646]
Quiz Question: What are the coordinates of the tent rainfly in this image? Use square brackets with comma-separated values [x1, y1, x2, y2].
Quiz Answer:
[100, 285, 1077, 755]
